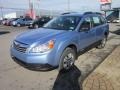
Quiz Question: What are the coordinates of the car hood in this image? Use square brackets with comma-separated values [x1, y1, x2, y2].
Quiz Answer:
[15, 28, 66, 45]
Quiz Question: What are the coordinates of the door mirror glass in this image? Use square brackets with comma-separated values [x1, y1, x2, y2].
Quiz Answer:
[80, 22, 90, 31]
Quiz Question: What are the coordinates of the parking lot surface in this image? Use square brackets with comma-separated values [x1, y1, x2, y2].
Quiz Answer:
[0, 24, 120, 90]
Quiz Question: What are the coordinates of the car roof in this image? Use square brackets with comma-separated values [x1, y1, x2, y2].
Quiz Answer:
[61, 13, 82, 17]
[61, 12, 102, 17]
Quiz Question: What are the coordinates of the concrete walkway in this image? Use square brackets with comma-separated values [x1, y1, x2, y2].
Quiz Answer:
[83, 46, 120, 90]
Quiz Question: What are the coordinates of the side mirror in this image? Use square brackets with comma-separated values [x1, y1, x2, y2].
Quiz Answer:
[80, 25, 90, 32]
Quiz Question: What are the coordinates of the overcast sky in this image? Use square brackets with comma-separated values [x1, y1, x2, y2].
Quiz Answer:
[0, 0, 120, 12]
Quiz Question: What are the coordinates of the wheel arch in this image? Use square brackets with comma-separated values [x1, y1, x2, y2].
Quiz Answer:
[57, 43, 78, 70]
[66, 44, 77, 58]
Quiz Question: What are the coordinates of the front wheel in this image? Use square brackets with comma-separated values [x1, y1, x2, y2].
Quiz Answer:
[59, 48, 76, 71]
[97, 36, 107, 49]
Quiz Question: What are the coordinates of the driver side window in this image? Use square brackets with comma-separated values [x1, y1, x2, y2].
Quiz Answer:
[80, 17, 91, 32]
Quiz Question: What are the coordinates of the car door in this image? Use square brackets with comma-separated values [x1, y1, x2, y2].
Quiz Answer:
[26, 18, 32, 25]
[22, 18, 26, 25]
[78, 16, 96, 50]
[38, 18, 45, 27]
[24, 18, 29, 25]
[92, 15, 105, 41]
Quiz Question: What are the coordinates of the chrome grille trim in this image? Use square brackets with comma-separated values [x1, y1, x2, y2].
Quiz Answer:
[13, 41, 28, 53]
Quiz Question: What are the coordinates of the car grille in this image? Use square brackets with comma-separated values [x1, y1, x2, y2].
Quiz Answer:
[13, 41, 28, 53]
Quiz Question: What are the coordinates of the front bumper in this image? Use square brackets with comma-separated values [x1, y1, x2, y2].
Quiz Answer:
[10, 47, 58, 71]
[12, 56, 56, 71]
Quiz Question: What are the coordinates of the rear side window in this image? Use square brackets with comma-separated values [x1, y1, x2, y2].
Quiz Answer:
[100, 16, 106, 24]
[92, 16, 101, 27]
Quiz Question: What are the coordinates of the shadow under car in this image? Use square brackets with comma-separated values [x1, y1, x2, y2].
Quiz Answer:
[53, 65, 82, 90]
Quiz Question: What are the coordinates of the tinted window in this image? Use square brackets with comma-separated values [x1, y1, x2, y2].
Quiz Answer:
[26, 18, 32, 21]
[44, 18, 50, 22]
[17, 19, 23, 22]
[92, 16, 101, 27]
[22, 19, 25, 21]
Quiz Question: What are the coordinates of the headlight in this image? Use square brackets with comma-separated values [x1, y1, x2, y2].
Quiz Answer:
[30, 40, 55, 53]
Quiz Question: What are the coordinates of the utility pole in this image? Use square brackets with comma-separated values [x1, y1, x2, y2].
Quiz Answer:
[28, 0, 34, 18]
[67, 0, 70, 12]
[0, 7, 3, 19]
[28, 0, 31, 10]
[0, 0, 3, 19]
[37, 0, 40, 16]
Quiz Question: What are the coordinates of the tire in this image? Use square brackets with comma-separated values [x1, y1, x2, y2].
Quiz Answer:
[97, 36, 107, 49]
[34, 24, 39, 29]
[17, 23, 21, 27]
[59, 48, 76, 71]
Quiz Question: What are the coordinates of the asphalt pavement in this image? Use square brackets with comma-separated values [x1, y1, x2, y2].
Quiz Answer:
[0, 24, 120, 90]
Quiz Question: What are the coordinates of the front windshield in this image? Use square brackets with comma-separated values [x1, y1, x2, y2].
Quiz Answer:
[43, 16, 81, 31]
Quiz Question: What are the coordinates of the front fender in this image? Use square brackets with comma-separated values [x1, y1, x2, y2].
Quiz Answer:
[54, 39, 78, 66]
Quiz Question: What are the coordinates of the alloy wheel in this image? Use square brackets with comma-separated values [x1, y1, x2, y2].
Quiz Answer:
[63, 53, 75, 70]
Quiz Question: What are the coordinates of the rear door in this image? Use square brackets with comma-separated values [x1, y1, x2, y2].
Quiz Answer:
[91, 15, 106, 41]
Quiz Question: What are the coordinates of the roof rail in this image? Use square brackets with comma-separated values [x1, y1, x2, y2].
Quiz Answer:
[94, 12, 102, 15]
[84, 12, 102, 15]
[83, 12, 93, 15]
[61, 12, 77, 15]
